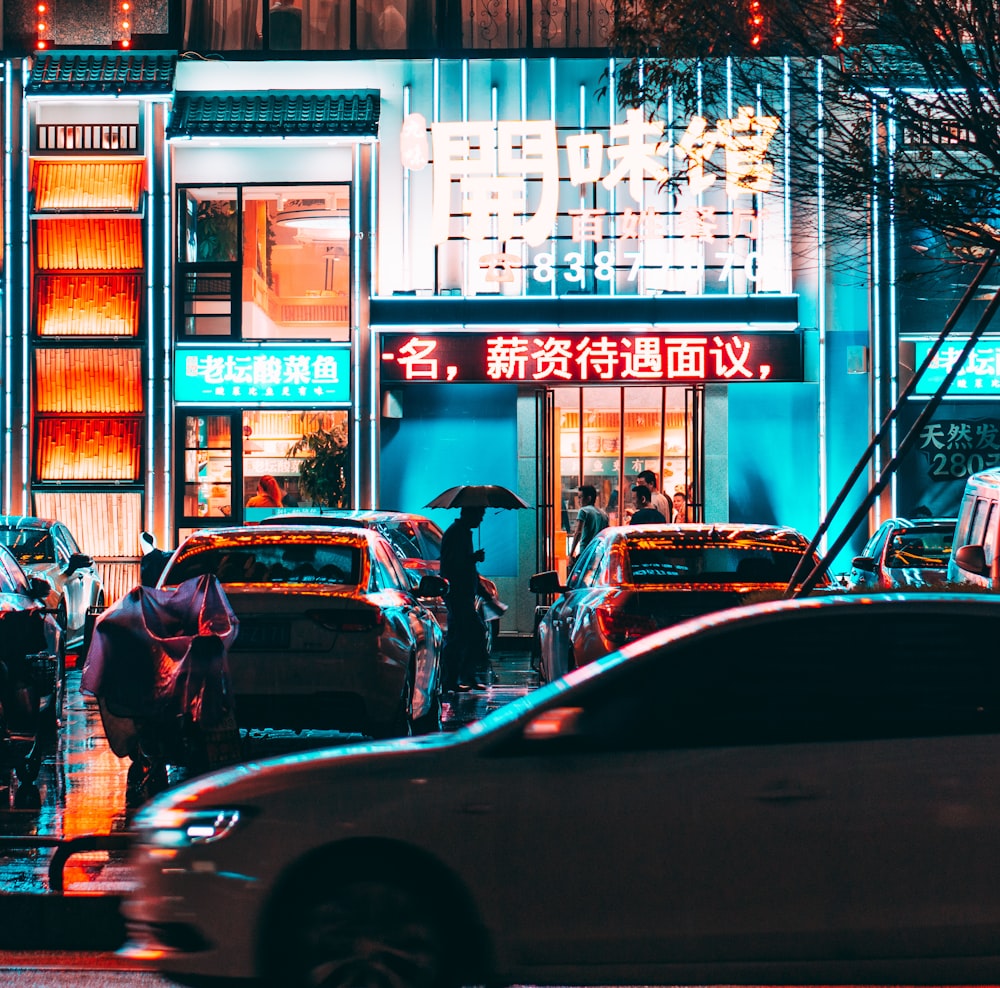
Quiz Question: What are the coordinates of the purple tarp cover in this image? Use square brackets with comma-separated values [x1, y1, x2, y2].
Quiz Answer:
[81, 574, 239, 757]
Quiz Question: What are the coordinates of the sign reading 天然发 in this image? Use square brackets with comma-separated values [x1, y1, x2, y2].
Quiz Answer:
[174, 347, 351, 404]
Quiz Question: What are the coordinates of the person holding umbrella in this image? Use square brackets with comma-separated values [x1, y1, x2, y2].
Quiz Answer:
[439, 505, 489, 692]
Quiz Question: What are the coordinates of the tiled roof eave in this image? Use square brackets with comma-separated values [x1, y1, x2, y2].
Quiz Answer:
[27, 52, 177, 97]
[166, 90, 381, 140]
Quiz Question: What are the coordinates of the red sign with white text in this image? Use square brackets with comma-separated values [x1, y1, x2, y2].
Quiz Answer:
[380, 332, 802, 384]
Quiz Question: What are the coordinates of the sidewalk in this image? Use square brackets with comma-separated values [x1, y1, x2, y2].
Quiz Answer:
[0, 638, 538, 950]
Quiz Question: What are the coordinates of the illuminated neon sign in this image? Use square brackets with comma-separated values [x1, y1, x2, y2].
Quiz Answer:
[380, 332, 802, 384]
[400, 106, 786, 297]
[913, 340, 1000, 397]
[175, 346, 351, 404]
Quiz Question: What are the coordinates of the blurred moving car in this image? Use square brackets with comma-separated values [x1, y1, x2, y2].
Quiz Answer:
[156, 525, 446, 737]
[123, 592, 1000, 988]
[530, 523, 831, 683]
[262, 508, 504, 654]
[0, 543, 64, 757]
[0, 515, 104, 651]
[846, 516, 956, 590]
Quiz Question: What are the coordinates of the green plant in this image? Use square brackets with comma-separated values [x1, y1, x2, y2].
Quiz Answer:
[196, 200, 238, 262]
[288, 424, 350, 507]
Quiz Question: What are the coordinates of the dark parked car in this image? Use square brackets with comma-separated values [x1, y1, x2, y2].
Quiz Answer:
[845, 516, 956, 590]
[0, 515, 104, 651]
[0, 543, 64, 781]
[262, 508, 504, 654]
[531, 522, 830, 683]
[123, 592, 1000, 988]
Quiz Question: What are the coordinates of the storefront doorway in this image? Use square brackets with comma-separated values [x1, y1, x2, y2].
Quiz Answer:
[546, 385, 703, 576]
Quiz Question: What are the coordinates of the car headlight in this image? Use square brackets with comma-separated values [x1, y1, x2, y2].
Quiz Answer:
[134, 807, 254, 848]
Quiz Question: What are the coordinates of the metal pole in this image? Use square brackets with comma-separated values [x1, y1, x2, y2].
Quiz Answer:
[783, 248, 998, 597]
[792, 281, 1000, 596]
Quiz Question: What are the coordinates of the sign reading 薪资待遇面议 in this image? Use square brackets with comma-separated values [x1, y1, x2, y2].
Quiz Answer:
[379, 332, 802, 385]
[174, 347, 351, 404]
[400, 104, 787, 298]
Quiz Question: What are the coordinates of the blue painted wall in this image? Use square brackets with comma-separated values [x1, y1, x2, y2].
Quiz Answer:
[379, 384, 520, 576]
[728, 383, 820, 537]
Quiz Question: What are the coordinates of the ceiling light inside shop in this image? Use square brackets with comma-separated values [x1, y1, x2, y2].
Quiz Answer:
[276, 197, 350, 239]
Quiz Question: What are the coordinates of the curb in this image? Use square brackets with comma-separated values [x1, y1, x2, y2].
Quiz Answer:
[0, 893, 125, 951]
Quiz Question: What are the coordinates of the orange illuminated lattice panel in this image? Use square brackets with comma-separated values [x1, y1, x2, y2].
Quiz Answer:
[32, 160, 144, 211]
[35, 348, 143, 414]
[34, 217, 143, 270]
[35, 418, 142, 481]
[35, 273, 141, 337]
[34, 490, 142, 558]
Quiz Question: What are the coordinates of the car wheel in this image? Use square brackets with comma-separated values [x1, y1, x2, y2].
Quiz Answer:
[411, 689, 441, 735]
[276, 876, 452, 988]
[369, 660, 413, 739]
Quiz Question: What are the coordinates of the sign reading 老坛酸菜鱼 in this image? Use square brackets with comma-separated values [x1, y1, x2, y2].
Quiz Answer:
[174, 347, 351, 404]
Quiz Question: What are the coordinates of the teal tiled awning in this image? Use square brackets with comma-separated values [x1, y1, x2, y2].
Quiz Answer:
[167, 91, 380, 139]
[27, 52, 177, 96]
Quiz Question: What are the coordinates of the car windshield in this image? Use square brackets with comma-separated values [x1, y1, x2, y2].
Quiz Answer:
[625, 540, 806, 584]
[0, 528, 54, 564]
[885, 528, 953, 569]
[164, 543, 362, 586]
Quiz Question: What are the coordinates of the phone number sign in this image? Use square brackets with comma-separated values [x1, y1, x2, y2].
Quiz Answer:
[380, 332, 802, 384]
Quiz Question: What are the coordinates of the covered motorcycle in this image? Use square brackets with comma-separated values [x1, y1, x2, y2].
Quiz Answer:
[81, 573, 240, 798]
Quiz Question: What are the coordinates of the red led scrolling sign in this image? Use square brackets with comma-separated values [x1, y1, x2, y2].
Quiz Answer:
[380, 332, 803, 385]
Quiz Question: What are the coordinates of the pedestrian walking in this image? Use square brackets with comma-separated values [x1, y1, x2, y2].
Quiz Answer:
[630, 484, 667, 524]
[570, 484, 609, 563]
[439, 505, 489, 692]
[635, 469, 671, 521]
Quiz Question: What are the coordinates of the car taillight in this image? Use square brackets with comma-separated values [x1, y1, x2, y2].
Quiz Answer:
[305, 609, 384, 632]
[595, 606, 658, 645]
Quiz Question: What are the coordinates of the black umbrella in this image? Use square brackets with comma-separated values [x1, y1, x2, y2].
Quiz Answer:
[425, 485, 531, 510]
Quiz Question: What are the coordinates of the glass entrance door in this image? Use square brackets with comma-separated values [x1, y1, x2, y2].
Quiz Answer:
[550, 385, 702, 576]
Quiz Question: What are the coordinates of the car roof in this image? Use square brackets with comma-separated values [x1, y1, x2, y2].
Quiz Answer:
[606, 523, 812, 546]
[261, 509, 433, 523]
[0, 515, 59, 530]
[177, 525, 377, 548]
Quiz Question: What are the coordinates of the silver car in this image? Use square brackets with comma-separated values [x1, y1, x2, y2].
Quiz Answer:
[0, 516, 104, 651]
[123, 593, 1000, 988]
[156, 524, 446, 737]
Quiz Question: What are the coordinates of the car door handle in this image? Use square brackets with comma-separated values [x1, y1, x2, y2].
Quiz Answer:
[755, 783, 823, 804]
[458, 802, 494, 815]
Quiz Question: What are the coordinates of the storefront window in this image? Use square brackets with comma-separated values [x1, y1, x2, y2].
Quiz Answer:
[180, 408, 352, 529]
[177, 184, 351, 342]
[183, 414, 233, 519]
[243, 409, 351, 520]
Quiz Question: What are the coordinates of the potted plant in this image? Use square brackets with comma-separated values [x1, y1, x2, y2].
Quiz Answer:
[288, 423, 350, 507]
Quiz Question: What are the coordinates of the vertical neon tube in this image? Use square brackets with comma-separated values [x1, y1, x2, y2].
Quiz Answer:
[19, 63, 30, 513]
[353, 142, 363, 507]
[145, 101, 156, 532]
[162, 101, 173, 534]
[870, 97, 882, 493]
[2, 61, 13, 511]
[816, 59, 828, 549]
[402, 84, 411, 291]
[369, 138, 378, 505]
[886, 110, 898, 514]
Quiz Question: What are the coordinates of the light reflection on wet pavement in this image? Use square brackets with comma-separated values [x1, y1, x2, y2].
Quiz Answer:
[0, 644, 538, 896]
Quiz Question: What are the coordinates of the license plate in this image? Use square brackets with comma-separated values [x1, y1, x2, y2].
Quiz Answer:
[234, 619, 291, 650]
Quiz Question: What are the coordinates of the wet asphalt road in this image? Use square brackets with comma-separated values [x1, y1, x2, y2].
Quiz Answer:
[0, 642, 539, 898]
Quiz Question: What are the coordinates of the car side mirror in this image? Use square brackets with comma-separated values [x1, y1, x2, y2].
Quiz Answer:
[29, 577, 53, 600]
[851, 556, 877, 573]
[954, 543, 988, 576]
[529, 570, 565, 594]
[415, 574, 448, 598]
[65, 552, 93, 576]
